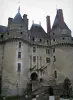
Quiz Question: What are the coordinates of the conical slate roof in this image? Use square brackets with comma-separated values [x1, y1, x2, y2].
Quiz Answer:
[0, 25, 8, 33]
[52, 9, 71, 31]
[12, 12, 23, 24]
[29, 24, 49, 38]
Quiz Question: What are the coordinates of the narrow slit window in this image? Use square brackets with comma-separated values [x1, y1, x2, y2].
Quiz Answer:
[18, 52, 21, 58]
[19, 42, 21, 48]
[33, 47, 36, 53]
[54, 70, 57, 78]
[17, 63, 21, 72]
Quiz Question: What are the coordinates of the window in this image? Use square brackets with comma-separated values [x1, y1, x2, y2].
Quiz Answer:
[18, 52, 21, 58]
[33, 47, 36, 53]
[46, 49, 50, 54]
[33, 56, 36, 62]
[47, 40, 48, 43]
[54, 70, 57, 78]
[63, 37, 65, 40]
[1, 35, 3, 38]
[46, 58, 50, 63]
[17, 63, 21, 72]
[32, 37, 35, 42]
[19, 42, 21, 48]
[53, 32, 55, 35]
[40, 39, 42, 42]
[53, 48, 55, 53]
[53, 56, 56, 62]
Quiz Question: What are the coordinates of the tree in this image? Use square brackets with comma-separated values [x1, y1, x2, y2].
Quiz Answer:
[63, 77, 71, 98]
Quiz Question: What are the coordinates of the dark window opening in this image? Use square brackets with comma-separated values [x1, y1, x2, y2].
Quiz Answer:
[31, 72, 38, 80]
[53, 32, 55, 35]
[63, 37, 65, 40]
[1, 35, 3, 38]
[32, 37, 35, 42]
[19, 42, 21, 48]
[46, 49, 50, 54]
[20, 32, 23, 34]
[46, 58, 50, 63]
[33, 56, 36, 62]
[53, 56, 56, 62]
[54, 70, 57, 78]
[7, 32, 9, 35]
[47, 40, 48, 43]
[40, 78, 43, 82]
[53, 48, 55, 53]
[33, 47, 36, 53]
[17, 63, 21, 72]
[18, 52, 21, 58]
[53, 39, 55, 41]
[40, 39, 42, 42]
[48, 86, 54, 96]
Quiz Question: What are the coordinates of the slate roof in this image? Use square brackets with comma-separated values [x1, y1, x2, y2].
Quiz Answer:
[52, 11, 71, 32]
[0, 25, 8, 33]
[12, 12, 24, 24]
[29, 24, 50, 39]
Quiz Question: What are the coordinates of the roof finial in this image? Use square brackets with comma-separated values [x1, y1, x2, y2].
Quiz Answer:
[17, 1, 20, 13]
[18, 6, 20, 13]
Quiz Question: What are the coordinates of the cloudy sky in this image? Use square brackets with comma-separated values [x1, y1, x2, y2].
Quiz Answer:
[0, 0, 73, 35]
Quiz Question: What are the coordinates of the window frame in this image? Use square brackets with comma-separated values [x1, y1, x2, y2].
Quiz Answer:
[33, 56, 36, 62]
[19, 42, 21, 48]
[46, 57, 50, 63]
[18, 52, 21, 58]
[17, 63, 21, 72]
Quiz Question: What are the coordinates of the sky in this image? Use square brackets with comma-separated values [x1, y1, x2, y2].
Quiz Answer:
[0, 0, 73, 35]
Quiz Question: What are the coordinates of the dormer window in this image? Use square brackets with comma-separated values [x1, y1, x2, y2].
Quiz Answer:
[53, 39, 55, 41]
[40, 39, 42, 42]
[47, 40, 48, 43]
[1, 35, 3, 38]
[63, 37, 65, 40]
[32, 37, 35, 42]
[20, 32, 23, 34]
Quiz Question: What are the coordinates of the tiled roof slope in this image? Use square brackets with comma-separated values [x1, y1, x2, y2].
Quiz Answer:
[52, 9, 71, 32]
[12, 12, 24, 24]
[29, 24, 50, 39]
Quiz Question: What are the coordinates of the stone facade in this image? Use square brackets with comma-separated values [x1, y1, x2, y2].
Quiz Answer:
[0, 8, 73, 96]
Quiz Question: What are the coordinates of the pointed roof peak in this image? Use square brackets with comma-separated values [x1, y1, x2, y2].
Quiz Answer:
[52, 9, 71, 31]
[11, 9, 23, 24]
[18, 6, 20, 13]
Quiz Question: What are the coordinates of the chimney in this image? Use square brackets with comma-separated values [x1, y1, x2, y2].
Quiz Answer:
[23, 14, 28, 30]
[57, 9, 64, 27]
[8, 17, 13, 27]
[46, 16, 51, 33]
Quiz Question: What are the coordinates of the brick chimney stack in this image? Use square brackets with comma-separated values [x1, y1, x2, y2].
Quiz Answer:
[46, 16, 51, 33]
[57, 9, 64, 28]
